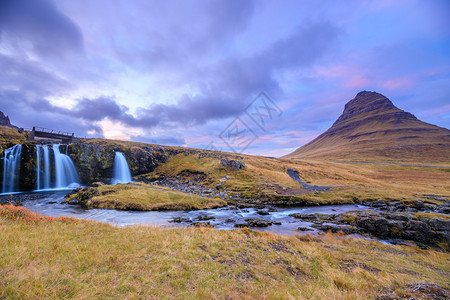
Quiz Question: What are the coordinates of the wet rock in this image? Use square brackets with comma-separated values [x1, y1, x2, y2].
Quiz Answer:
[64, 186, 99, 206]
[225, 218, 236, 223]
[370, 200, 387, 208]
[312, 224, 358, 234]
[405, 207, 418, 213]
[387, 213, 410, 222]
[196, 215, 216, 221]
[437, 204, 450, 214]
[245, 218, 273, 227]
[289, 213, 334, 221]
[297, 227, 311, 231]
[170, 217, 192, 223]
[190, 222, 214, 228]
[427, 218, 450, 231]
[356, 215, 389, 237]
[257, 210, 270, 215]
[235, 218, 273, 228]
[339, 211, 448, 245]
[334, 216, 345, 223]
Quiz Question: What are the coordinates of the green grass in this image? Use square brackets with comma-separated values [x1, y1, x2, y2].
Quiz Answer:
[85, 183, 227, 210]
[0, 206, 449, 299]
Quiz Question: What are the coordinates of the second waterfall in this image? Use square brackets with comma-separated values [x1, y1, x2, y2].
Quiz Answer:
[36, 145, 80, 190]
[112, 152, 132, 184]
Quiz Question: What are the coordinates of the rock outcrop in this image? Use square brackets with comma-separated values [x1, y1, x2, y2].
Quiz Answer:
[0, 111, 17, 129]
[220, 159, 245, 170]
[67, 143, 169, 184]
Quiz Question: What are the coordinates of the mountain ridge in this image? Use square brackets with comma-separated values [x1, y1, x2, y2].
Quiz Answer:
[284, 91, 450, 163]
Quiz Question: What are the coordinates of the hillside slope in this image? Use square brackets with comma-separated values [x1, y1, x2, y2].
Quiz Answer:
[284, 91, 450, 163]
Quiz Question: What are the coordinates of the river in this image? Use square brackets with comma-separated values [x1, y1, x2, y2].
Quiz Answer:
[1, 191, 376, 236]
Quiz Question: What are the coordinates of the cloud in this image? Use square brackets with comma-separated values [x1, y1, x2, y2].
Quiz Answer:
[131, 135, 186, 147]
[0, 90, 103, 137]
[0, 0, 448, 155]
[0, 0, 83, 59]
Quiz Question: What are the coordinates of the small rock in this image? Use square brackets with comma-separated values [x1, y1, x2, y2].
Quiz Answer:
[190, 222, 214, 228]
[297, 227, 311, 231]
[196, 215, 216, 221]
[170, 217, 192, 223]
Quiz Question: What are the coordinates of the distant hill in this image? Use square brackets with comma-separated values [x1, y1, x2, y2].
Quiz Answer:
[284, 91, 450, 164]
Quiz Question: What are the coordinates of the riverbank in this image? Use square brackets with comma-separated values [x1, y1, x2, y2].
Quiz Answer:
[0, 205, 448, 299]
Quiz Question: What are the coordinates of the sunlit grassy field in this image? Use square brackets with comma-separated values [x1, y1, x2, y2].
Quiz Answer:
[1, 205, 448, 299]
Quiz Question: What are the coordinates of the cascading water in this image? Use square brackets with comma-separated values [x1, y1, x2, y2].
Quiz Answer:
[36, 145, 51, 190]
[52, 145, 80, 189]
[112, 152, 132, 184]
[2, 144, 22, 194]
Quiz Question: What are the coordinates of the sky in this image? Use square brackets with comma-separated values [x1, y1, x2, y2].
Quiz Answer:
[0, 0, 449, 157]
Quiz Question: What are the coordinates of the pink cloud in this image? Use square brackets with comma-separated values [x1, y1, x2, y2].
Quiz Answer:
[425, 104, 450, 117]
[315, 65, 352, 79]
[380, 77, 415, 90]
[345, 74, 370, 88]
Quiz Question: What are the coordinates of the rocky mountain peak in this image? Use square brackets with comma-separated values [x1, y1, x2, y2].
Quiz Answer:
[284, 91, 449, 163]
[334, 91, 417, 125]
[0, 111, 12, 127]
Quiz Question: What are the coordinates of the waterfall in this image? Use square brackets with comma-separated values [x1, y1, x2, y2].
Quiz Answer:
[112, 152, 132, 184]
[36, 145, 51, 190]
[43, 146, 51, 188]
[52, 145, 80, 189]
[36, 145, 40, 189]
[2, 144, 22, 194]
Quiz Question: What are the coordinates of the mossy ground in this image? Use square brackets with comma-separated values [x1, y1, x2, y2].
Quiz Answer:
[0, 206, 448, 299]
[85, 183, 227, 210]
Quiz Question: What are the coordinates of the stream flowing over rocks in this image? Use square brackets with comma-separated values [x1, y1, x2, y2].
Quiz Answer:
[2, 191, 449, 249]
[290, 199, 450, 248]
[1, 141, 449, 249]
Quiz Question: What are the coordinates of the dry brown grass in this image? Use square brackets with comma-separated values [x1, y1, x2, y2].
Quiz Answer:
[149, 151, 450, 206]
[0, 126, 26, 152]
[0, 209, 449, 299]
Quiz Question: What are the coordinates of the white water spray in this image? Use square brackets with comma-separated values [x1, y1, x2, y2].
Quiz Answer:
[36, 145, 51, 190]
[112, 152, 132, 184]
[2, 144, 22, 194]
[52, 144, 80, 189]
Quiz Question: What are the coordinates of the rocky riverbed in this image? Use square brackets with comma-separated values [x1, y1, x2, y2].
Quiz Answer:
[290, 199, 450, 248]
